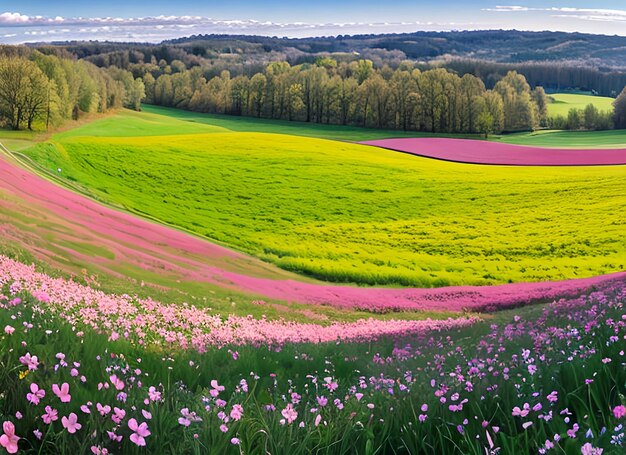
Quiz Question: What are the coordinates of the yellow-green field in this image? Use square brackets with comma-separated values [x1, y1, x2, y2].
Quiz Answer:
[18, 108, 626, 287]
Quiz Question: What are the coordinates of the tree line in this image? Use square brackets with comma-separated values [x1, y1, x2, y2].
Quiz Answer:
[141, 59, 551, 135]
[0, 48, 144, 130]
[4, 43, 626, 134]
[444, 59, 626, 98]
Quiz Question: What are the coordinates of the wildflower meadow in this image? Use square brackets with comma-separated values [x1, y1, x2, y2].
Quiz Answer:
[0, 253, 625, 454]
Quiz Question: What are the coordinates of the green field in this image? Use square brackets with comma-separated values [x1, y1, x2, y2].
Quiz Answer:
[19, 107, 626, 288]
[497, 128, 626, 148]
[547, 93, 614, 117]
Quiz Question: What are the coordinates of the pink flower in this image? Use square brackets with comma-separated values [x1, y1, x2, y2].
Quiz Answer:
[230, 404, 244, 421]
[52, 383, 71, 403]
[107, 431, 122, 442]
[42, 406, 58, 424]
[19, 353, 39, 371]
[61, 413, 82, 434]
[91, 446, 109, 455]
[128, 419, 151, 446]
[141, 410, 152, 420]
[96, 403, 111, 416]
[581, 443, 603, 455]
[281, 404, 298, 424]
[109, 375, 124, 391]
[178, 416, 191, 427]
[178, 408, 202, 426]
[567, 423, 580, 439]
[0, 421, 19, 454]
[26, 383, 45, 405]
[314, 414, 322, 427]
[148, 387, 161, 402]
[4, 325, 15, 335]
[512, 403, 530, 417]
[112, 407, 126, 424]
[613, 405, 626, 419]
[210, 380, 224, 397]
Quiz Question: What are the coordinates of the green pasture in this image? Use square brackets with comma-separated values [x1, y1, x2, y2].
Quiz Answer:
[498, 129, 626, 148]
[547, 93, 614, 118]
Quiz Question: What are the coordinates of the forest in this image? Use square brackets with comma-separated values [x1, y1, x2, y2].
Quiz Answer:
[0, 47, 143, 131]
[143, 61, 547, 134]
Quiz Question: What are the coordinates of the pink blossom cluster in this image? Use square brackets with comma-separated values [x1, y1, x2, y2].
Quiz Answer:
[0, 255, 477, 350]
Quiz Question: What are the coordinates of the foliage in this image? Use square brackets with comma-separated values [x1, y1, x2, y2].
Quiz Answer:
[0, 50, 144, 131]
[143, 65, 544, 134]
[613, 86, 626, 130]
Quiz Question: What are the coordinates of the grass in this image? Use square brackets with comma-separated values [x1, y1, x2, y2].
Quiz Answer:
[547, 93, 614, 118]
[21, 124, 626, 288]
[498, 129, 626, 148]
[53, 108, 230, 139]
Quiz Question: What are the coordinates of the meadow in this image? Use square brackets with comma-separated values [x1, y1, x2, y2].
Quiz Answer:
[0, 255, 625, 454]
[1, 104, 626, 455]
[19, 108, 626, 287]
[498, 129, 626, 148]
[547, 93, 615, 118]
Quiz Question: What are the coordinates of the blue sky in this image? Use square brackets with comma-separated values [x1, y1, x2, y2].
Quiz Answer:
[2, 1, 626, 43]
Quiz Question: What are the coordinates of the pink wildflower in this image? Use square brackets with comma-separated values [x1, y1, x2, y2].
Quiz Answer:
[0, 421, 19, 454]
[26, 383, 45, 405]
[61, 413, 82, 434]
[281, 404, 298, 424]
[52, 383, 71, 403]
[19, 353, 39, 371]
[128, 419, 150, 446]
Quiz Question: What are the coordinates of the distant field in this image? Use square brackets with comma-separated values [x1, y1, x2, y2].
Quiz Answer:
[547, 93, 614, 117]
[499, 129, 626, 148]
[21, 110, 626, 287]
[54, 108, 229, 138]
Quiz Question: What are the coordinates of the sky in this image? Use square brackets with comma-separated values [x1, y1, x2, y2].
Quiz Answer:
[2, 1, 626, 44]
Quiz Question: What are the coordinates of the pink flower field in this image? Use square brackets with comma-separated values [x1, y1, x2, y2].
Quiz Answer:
[0, 254, 625, 454]
[362, 138, 626, 166]
[0, 255, 478, 348]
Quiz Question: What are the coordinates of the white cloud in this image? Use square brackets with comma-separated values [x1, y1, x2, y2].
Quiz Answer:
[484, 5, 626, 23]
[0, 11, 465, 31]
[0, 12, 31, 24]
[483, 6, 533, 12]
[0, 11, 482, 43]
